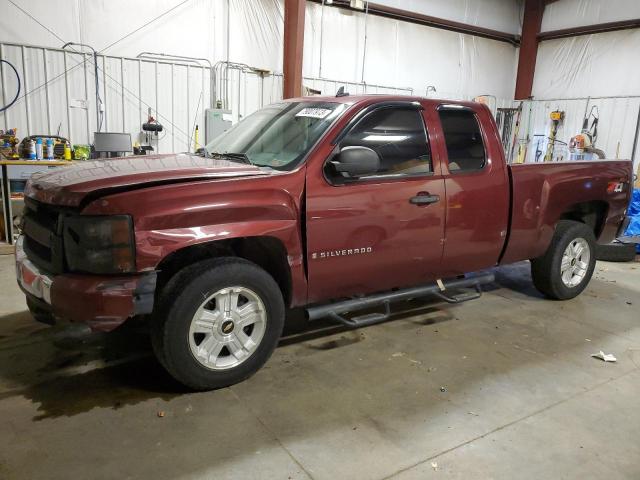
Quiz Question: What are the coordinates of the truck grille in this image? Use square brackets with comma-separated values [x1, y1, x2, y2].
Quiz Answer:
[21, 198, 69, 274]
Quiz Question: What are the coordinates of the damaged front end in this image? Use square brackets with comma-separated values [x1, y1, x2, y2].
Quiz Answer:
[15, 195, 157, 332]
[16, 235, 156, 331]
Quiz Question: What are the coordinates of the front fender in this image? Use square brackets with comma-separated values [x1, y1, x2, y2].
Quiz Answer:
[81, 172, 308, 304]
[136, 219, 307, 306]
[135, 219, 301, 270]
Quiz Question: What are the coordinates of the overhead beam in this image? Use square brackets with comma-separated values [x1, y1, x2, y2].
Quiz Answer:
[514, 0, 544, 100]
[307, 0, 520, 45]
[283, 0, 306, 99]
[539, 18, 640, 41]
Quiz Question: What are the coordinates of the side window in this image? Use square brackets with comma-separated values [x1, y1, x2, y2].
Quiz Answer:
[438, 109, 486, 172]
[335, 107, 431, 179]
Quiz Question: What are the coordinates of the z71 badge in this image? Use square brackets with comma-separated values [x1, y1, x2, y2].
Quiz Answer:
[311, 247, 373, 260]
[607, 181, 627, 194]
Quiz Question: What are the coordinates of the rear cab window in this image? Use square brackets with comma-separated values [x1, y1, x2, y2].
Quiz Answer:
[437, 109, 486, 173]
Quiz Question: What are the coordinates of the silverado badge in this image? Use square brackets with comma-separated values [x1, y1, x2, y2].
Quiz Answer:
[311, 247, 373, 260]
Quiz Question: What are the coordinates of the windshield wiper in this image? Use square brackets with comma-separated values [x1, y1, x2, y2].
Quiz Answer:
[209, 151, 251, 164]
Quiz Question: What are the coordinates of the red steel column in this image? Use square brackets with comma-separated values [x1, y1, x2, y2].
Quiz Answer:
[514, 0, 545, 99]
[283, 0, 306, 99]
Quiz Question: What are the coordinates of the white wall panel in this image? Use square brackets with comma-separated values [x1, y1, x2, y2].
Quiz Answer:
[262, 74, 284, 105]
[23, 47, 48, 135]
[303, 2, 519, 101]
[532, 5, 640, 170]
[156, 63, 172, 152]
[172, 65, 189, 152]
[0, 0, 284, 73]
[541, 0, 640, 32]
[0, 0, 81, 47]
[138, 60, 157, 139]
[186, 66, 206, 149]
[532, 30, 640, 99]
[103, 57, 124, 133]
[122, 59, 142, 138]
[0, 0, 221, 62]
[300, 75, 411, 96]
[2, 45, 28, 136]
[229, 0, 284, 70]
[66, 52, 90, 144]
[45, 50, 70, 137]
[375, 0, 523, 35]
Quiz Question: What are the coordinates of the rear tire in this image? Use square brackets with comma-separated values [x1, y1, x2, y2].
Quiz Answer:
[151, 257, 285, 391]
[531, 220, 596, 300]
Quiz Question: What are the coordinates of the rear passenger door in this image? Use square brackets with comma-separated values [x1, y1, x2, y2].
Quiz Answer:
[434, 104, 510, 275]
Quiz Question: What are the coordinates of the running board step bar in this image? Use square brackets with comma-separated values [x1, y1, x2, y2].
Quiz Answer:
[306, 272, 495, 328]
[433, 286, 482, 304]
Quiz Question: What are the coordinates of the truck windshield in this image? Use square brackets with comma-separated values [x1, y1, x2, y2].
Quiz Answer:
[205, 101, 347, 170]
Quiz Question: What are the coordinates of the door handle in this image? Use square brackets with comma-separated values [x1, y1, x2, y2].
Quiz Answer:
[410, 193, 440, 205]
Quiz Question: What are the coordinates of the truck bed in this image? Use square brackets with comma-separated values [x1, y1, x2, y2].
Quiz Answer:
[500, 160, 632, 264]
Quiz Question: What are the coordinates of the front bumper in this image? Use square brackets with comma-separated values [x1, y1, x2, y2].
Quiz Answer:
[15, 236, 156, 332]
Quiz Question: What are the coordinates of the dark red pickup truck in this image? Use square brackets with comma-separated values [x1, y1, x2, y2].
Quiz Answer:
[15, 95, 632, 390]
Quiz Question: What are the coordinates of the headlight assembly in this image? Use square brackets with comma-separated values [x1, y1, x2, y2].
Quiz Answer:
[63, 215, 135, 274]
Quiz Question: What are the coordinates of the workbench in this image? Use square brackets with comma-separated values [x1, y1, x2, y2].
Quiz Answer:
[1, 160, 72, 245]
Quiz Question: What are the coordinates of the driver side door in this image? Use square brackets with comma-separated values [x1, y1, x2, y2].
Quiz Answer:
[305, 102, 447, 303]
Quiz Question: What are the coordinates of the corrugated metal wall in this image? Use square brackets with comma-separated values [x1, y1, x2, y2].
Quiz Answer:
[1, 41, 413, 154]
[501, 97, 640, 166]
[1, 42, 212, 153]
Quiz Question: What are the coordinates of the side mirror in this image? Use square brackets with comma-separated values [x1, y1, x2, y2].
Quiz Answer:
[330, 146, 380, 178]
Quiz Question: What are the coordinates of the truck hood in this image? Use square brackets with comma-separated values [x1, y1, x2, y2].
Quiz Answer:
[25, 153, 274, 207]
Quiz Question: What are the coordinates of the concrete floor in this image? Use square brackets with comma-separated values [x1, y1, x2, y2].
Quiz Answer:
[0, 253, 639, 480]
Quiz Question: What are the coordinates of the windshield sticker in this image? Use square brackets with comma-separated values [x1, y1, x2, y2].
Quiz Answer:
[296, 108, 332, 119]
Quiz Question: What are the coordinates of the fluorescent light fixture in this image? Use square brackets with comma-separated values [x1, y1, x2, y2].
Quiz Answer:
[438, 104, 468, 110]
[363, 135, 408, 142]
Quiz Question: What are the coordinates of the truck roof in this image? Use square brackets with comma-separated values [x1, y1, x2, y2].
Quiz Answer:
[283, 94, 481, 109]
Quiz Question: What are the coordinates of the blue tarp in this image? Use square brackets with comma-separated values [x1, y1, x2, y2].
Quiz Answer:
[624, 188, 640, 252]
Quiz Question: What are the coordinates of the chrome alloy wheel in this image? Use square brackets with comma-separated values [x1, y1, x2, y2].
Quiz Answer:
[560, 238, 590, 288]
[188, 286, 267, 370]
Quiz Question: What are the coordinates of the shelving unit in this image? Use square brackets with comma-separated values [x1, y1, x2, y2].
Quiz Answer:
[1, 160, 73, 247]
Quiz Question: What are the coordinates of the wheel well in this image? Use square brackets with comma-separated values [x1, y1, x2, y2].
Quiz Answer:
[155, 237, 292, 304]
[558, 201, 608, 238]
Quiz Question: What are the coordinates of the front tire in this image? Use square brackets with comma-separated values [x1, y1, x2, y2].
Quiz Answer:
[531, 220, 596, 300]
[151, 258, 285, 391]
